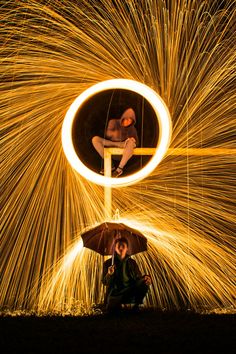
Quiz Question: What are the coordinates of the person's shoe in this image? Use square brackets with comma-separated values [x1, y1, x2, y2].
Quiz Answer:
[105, 305, 122, 316]
[112, 166, 123, 177]
[100, 164, 116, 175]
[131, 304, 140, 313]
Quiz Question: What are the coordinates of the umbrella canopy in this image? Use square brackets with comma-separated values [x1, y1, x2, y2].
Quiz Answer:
[81, 222, 147, 256]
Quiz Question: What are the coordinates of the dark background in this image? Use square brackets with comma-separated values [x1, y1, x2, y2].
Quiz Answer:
[0, 311, 235, 354]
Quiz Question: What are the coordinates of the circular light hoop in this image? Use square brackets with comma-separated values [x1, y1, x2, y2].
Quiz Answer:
[62, 79, 172, 187]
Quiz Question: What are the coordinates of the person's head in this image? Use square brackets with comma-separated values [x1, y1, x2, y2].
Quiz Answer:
[121, 117, 134, 127]
[114, 237, 129, 259]
[120, 108, 136, 127]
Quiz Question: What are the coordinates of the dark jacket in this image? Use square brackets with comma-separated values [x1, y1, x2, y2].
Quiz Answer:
[102, 255, 142, 304]
[105, 108, 139, 145]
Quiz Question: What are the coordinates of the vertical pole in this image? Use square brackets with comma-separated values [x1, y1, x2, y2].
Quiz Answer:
[104, 149, 112, 219]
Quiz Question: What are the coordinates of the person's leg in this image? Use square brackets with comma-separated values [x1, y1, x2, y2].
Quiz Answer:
[112, 137, 136, 177]
[113, 281, 148, 313]
[92, 136, 125, 173]
[120, 137, 136, 168]
[92, 136, 116, 158]
[133, 278, 149, 305]
[119, 279, 149, 305]
[106, 295, 123, 313]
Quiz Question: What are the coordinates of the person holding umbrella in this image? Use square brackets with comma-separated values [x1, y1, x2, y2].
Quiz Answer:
[81, 222, 151, 313]
[102, 237, 151, 314]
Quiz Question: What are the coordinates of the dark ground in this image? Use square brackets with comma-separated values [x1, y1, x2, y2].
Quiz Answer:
[0, 309, 235, 354]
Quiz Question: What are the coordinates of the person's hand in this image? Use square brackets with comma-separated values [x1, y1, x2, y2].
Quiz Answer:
[108, 265, 116, 275]
[143, 275, 152, 285]
[129, 137, 136, 143]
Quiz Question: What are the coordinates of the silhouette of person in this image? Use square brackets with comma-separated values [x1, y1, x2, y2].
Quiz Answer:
[102, 237, 151, 313]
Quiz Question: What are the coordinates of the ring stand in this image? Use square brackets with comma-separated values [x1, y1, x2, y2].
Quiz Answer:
[104, 147, 157, 219]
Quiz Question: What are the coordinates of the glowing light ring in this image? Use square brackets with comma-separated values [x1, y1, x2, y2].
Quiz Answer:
[62, 79, 172, 187]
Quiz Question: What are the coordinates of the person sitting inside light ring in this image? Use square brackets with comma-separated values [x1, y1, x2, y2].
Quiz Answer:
[91, 107, 138, 177]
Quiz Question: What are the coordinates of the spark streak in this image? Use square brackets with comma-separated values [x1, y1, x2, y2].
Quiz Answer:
[1, 0, 235, 314]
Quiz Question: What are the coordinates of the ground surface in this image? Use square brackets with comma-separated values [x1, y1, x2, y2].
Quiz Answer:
[0, 309, 235, 354]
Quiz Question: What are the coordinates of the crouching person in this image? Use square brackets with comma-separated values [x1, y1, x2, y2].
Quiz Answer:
[102, 237, 151, 314]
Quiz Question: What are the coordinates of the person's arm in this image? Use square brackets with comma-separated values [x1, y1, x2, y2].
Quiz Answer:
[101, 261, 115, 286]
[126, 127, 138, 146]
[106, 119, 117, 139]
[132, 259, 151, 284]
[132, 259, 143, 280]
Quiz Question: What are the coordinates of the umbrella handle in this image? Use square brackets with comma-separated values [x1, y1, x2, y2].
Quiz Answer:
[112, 248, 115, 266]
[111, 237, 116, 265]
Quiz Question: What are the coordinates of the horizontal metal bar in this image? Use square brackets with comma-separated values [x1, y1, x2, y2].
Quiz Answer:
[104, 147, 236, 156]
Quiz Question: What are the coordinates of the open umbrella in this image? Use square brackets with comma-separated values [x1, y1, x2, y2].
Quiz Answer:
[81, 222, 147, 264]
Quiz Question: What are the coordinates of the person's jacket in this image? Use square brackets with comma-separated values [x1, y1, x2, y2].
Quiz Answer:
[102, 255, 142, 304]
[105, 108, 139, 145]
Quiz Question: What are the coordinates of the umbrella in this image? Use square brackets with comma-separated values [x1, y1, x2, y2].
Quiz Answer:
[81, 222, 147, 264]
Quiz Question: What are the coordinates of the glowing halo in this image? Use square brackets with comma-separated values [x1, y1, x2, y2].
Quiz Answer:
[62, 79, 172, 187]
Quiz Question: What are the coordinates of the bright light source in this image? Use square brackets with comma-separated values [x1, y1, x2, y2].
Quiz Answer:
[62, 79, 172, 187]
